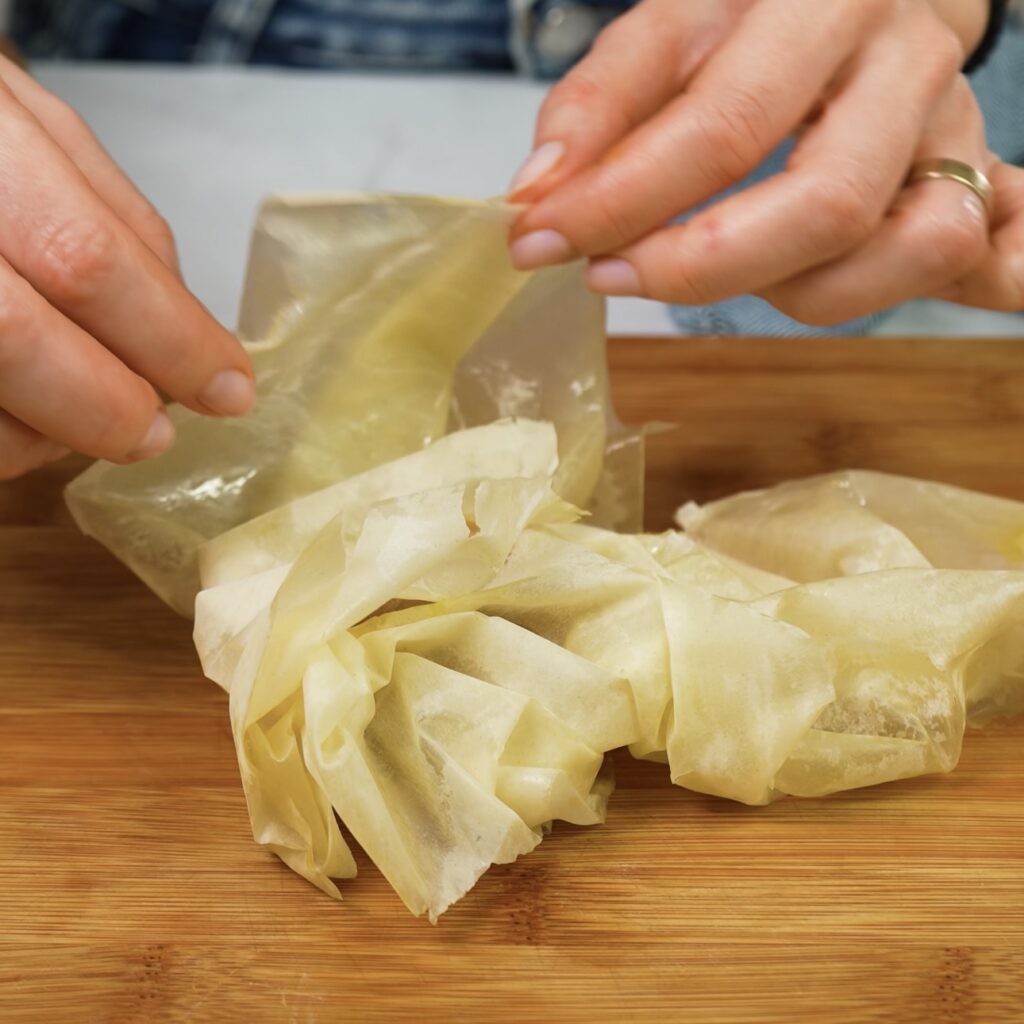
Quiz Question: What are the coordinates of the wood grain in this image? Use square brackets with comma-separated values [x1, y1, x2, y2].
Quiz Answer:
[607, 336, 1024, 529]
[1, 335, 1022, 1023]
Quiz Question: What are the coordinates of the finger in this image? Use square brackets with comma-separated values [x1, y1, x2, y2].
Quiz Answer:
[0, 87, 255, 418]
[0, 255, 175, 463]
[508, 0, 739, 201]
[0, 409, 69, 481]
[583, 5, 963, 303]
[510, 0, 894, 267]
[763, 180, 989, 324]
[0, 56, 180, 276]
[760, 78, 992, 324]
[938, 161, 1024, 311]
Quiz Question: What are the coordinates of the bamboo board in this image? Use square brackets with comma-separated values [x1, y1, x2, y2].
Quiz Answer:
[1, 336, 1022, 1023]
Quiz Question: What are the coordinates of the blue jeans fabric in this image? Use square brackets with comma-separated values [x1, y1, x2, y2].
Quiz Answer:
[13, 0, 1024, 335]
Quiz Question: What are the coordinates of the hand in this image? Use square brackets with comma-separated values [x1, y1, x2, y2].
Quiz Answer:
[0, 56, 255, 480]
[507, 0, 1022, 322]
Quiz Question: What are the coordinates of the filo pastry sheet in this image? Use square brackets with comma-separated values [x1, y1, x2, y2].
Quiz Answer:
[66, 195, 1024, 920]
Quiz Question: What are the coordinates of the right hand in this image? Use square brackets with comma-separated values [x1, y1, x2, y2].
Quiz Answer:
[0, 56, 255, 480]
[507, 0, 1022, 322]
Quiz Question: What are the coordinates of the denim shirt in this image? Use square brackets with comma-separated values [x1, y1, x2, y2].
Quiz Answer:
[13, 0, 631, 76]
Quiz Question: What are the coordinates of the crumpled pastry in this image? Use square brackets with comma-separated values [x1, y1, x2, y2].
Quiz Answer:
[196, 420, 639, 920]
[64, 195, 1024, 921]
[678, 469, 1024, 579]
[196, 423, 1024, 917]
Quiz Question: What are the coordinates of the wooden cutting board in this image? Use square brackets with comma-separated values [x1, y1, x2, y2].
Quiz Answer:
[2, 336, 1022, 1024]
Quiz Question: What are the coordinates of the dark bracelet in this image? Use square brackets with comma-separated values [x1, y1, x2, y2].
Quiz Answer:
[964, 0, 1009, 73]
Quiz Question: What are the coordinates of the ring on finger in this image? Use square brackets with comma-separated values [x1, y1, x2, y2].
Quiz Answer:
[906, 158, 994, 216]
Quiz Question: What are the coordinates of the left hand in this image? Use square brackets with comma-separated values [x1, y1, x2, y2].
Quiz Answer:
[506, 0, 1023, 323]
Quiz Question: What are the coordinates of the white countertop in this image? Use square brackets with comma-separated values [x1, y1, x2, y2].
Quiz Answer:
[36, 63, 1023, 338]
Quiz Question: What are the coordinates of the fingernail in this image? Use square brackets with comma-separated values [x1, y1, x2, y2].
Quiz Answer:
[127, 411, 175, 461]
[508, 141, 566, 197]
[587, 257, 641, 295]
[509, 229, 575, 270]
[199, 369, 256, 416]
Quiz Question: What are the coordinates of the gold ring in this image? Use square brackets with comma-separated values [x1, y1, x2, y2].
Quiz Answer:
[907, 158, 994, 214]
